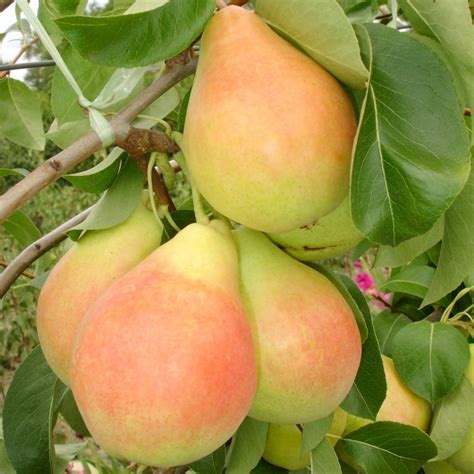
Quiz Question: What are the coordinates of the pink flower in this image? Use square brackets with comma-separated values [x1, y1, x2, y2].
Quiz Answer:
[355, 272, 375, 293]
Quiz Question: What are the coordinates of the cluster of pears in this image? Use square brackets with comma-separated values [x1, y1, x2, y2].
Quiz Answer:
[37, 5, 369, 470]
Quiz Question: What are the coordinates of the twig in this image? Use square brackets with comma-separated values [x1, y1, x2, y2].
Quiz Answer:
[0, 158, 180, 295]
[0, 55, 198, 224]
[133, 155, 176, 211]
[0, 0, 13, 13]
[228, 0, 249, 5]
[0, 206, 93, 298]
[0, 37, 38, 79]
[0, 261, 36, 279]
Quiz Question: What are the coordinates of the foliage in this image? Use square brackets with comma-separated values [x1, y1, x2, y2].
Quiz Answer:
[0, 0, 473, 473]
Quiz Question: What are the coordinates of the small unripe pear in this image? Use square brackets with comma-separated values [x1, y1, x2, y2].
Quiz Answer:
[268, 195, 363, 262]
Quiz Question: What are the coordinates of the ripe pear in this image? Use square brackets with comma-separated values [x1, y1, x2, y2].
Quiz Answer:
[234, 227, 361, 423]
[344, 355, 432, 435]
[37, 200, 163, 385]
[268, 195, 363, 262]
[447, 343, 474, 473]
[70, 222, 256, 467]
[262, 409, 347, 470]
[183, 6, 357, 233]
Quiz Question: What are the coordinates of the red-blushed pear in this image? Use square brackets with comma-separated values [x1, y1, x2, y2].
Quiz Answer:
[183, 6, 357, 233]
[37, 200, 163, 385]
[234, 227, 361, 423]
[344, 355, 432, 435]
[268, 195, 363, 262]
[70, 222, 257, 467]
[262, 409, 347, 470]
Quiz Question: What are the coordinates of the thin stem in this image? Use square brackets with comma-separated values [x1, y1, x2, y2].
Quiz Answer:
[0, 206, 93, 297]
[0, 261, 36, 279]
[0, 36, 38, 79]
[147, 153, 164, 227]
[440, 286, 474, 323]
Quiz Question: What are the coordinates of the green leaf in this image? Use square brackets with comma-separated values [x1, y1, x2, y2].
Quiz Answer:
[71, 157, 143, 235]
[2, 346, 67, 474]
[63, 148, 123, 193]
[373, 311, 411, 358]
[1, 211, 41, 248]
[255, 0, 368, 89]
[59, 390, 90, 437]
[423, 160, 474, 306]
[55, 0, 215, 67]
[187, 444, 226, 474]
[337, 273, 386, 420]
[398, 0, 474, 111]
[177, 87, 191, 132]
[46, 119, 90, 149]
[392, 321, 470, 403]
[226, 418, 269, 474]
[54, 441, 87, 474]
[133, 87, 180, 128]
[45, 0, 83, 16]
[51, 45, 114, 125]
[0, 78, 45, 150]
[0, 425, 15, 474]
[0, 168, 29, 177]
[302, 414, 333, 453]
[375, 217, 444, 268]
[339, 0, 379, 23]
[429, 377, 474, 461]
[381, 265, 435, 299]
[339, 422, 437, 473]
[251, 459, 287, 473]
[306, 265, 368, 342]
[310, 438, 341, 474]
[352, 24, 470, 246]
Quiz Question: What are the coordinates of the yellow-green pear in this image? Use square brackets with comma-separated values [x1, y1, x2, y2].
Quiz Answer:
[70, 222, 257, 467]
[447, 344, 474, 473]
[235, 227, 361, 424]
[448, 425, 474, 473]
[37, 200, 163, 385]
[262, 409, 347, 470]
[268, 195, 363, 261]
[424, 461, 461, 474]
[183, 6, 357, 233]
[344, 355, 432, 435]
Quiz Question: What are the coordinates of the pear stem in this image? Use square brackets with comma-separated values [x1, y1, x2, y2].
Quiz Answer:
[171, 133, 210, 225]
[147, 154, 166, 233]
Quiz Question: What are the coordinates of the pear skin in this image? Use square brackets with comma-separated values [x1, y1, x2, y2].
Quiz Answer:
[262, 409, 347, 470]
[235, 227, 361, 423]
[70, 222, 257, 467]
[183, 6, 357, 233]
[268, 195, 363, 261]
[344, 355, 432, 435]
[37, 200, 163, 385]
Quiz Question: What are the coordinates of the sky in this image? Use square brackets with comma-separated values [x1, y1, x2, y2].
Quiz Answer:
[1, 0, 40, 80]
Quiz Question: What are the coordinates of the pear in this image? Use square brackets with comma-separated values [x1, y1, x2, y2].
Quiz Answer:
[37, 199, 163, 385]
[70, 222, 256, 467]
[183, 6, 357, 233]
[343, 355, 432, 435]
[234, 227, 361, 423]
[262, 409, 347, 470]
[447, 343, 474, 473]
[268, 195, 363, 262]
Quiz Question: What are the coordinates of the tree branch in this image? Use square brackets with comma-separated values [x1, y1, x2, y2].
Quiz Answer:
[0, 0, 13, 13]
[0, 159, 181, 296]
[0, 55, 198, 224]
[0, 206, 93, 298]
